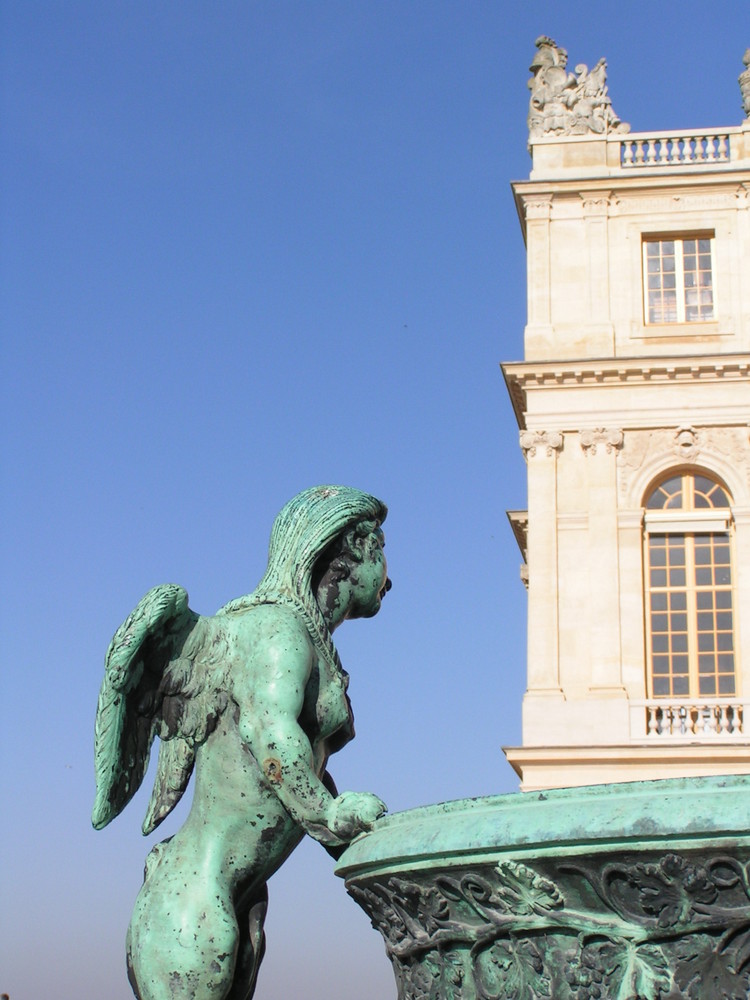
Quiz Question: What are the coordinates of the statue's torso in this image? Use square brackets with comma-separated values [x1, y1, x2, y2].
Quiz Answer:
[173, 603, 353, 882]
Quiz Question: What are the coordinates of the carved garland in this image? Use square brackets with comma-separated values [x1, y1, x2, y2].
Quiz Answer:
[617, 426, 750, 503]
[347, 850, 750, 1000]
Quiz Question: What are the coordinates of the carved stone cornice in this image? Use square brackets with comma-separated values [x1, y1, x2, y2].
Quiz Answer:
[520, 429, 563, 458]
[579, 427, 623, 455]
[501, 355, 750, 430]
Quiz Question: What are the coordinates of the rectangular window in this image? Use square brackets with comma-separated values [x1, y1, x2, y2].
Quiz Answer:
[643, 235, 715, 324]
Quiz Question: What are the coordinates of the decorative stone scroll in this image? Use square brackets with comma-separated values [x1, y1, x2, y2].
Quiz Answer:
[520, 429, 563, 458]
[740, 49, 750, 118]
[579, 428, 624, 455]
[528, 36, 630, 139]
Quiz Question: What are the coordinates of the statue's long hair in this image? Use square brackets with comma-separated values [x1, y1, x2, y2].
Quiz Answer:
[219, 485, 387, 670]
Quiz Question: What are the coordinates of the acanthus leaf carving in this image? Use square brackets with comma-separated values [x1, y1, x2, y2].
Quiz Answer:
[347, 849, 750, 1000]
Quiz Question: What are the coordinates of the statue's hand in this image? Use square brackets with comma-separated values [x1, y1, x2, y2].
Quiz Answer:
[327, 791, 387, 841]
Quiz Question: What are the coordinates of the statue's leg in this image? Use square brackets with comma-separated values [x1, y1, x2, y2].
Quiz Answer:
[226, 882, 269, 1000]
[126, 870, 240, 1000]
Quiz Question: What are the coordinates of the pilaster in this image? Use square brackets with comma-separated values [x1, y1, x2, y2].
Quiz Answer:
[579, 428, 625, 694]
[521, 429, 562, 695]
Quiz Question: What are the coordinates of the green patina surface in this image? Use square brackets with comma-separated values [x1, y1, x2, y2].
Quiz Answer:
[92, 485, 391, 1000]
[337, 776, 750, 999]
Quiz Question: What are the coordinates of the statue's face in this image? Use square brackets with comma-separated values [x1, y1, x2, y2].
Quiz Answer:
[347, 527, 390, 620]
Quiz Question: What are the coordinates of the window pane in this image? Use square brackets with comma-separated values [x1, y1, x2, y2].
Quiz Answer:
[671, 613, 687, 632]
[670, 592, 687, 611]
[698, 655, 715, 673]
[699, 676, 717, 696]
[698, 633, 715, 652]
[718, 675, 736, 695]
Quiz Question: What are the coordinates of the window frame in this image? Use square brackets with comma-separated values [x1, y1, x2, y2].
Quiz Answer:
[643, 471, 737, 700]
[642, 232, 716, 326]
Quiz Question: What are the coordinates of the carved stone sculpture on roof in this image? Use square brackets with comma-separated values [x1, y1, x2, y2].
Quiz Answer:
[740, 48, 750, 118]
[528, 36, 630, 138]
[92, 485, 391, 1000]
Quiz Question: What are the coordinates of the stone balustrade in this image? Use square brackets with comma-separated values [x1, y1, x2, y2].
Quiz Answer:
[619, 128, 732, 167]
[639, 698, 745, 737]
[527, 123, 749, 178]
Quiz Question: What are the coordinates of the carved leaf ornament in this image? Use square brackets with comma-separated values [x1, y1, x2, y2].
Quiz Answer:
[347, 852, 750, 999]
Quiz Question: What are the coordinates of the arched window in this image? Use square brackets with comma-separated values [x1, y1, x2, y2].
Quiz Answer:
[644, 472, 736, 699]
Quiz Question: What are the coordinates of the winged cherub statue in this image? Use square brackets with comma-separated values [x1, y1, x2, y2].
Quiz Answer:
[92, 485, 391, 1000]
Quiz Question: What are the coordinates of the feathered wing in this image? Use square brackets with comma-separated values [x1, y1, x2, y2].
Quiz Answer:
[92, 584, 200, 831]
[142, 736, 196, 835]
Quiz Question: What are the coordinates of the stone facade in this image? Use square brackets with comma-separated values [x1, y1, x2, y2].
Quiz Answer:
[503, 46, 750, 790]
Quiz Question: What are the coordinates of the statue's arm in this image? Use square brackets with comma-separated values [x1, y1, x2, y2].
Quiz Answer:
[235, 615, 384, 847]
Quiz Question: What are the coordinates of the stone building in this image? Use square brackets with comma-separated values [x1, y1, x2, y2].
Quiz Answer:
[503, 39, 750, 790]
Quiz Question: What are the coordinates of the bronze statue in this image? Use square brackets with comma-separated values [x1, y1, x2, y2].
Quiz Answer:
[93, 485, 390, 999]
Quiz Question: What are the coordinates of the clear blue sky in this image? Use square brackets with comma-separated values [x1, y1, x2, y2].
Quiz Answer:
[1, 3, 747, 997]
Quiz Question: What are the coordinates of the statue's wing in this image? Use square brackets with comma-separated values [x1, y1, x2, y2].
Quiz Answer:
[141, 735, 195, 836]
[92, 584, 198, 831]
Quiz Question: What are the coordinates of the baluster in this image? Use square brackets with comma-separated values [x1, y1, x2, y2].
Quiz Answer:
[718, 705, 729, 734]
[621, 141, 633, 166]
[679, 704, 689, 735]
[705, 705, 716, 735]
[692, 705, 701, 735]
[705, 135, 717, 162]
[634, 139, 646, 165]
[719, 134, 729, 161]
[647, 705, 659, 735]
